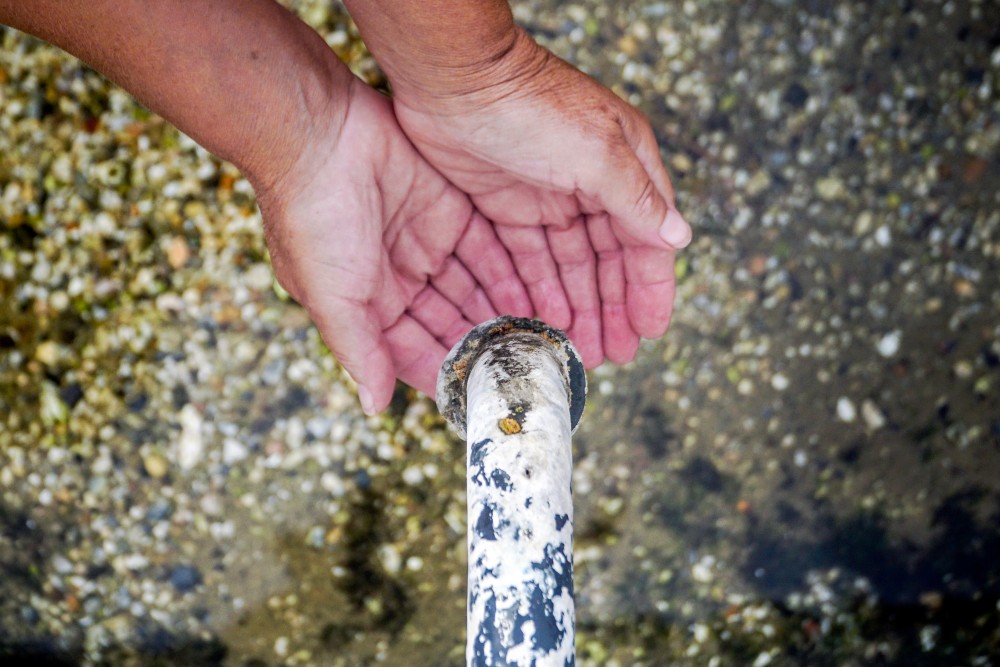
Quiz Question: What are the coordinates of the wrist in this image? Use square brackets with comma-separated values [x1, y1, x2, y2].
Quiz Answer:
[390, 26, 545, 111]
[343, 0, 521, 103]
[222, 22, 354, 198]
[237, 56, 353, 198]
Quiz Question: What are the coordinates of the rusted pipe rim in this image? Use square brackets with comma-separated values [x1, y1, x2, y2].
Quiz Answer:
[436, 316, 587, 437]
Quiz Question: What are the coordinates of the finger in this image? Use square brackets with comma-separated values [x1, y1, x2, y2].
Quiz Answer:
[623, 244, 677, 339]
[455, 213, 533, 318]
[430, 256, 499, 325]
[309, 296, 396, 416]
[587, 213, 640, 364]
[494, 224, 572, 329]
[408, 284, 476, 349]
[385, 314, 451, 398]
[624, 112, 677, 206]
[547, 221, 603, 368]
[584, 117, 691, 250]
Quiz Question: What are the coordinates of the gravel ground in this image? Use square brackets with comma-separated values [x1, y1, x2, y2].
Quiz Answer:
[2, 0, 999, 666]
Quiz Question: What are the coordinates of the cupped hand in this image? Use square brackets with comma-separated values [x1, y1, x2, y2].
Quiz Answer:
[255, 76, 532, 414]
[391, 28, 692, 368]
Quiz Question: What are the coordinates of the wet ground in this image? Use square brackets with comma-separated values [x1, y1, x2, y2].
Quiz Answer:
[2, 0, 999, 665]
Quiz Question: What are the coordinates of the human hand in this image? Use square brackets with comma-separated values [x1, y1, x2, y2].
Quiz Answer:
[391, 28, 692, 368]
[254, 76, 532, 414]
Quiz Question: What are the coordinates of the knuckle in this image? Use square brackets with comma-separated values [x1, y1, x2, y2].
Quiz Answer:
[632, 178, 660, 219]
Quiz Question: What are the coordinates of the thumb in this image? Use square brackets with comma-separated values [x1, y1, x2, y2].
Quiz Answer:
[589, 108, 692, 249]
[309, 297, 396, 415]
[596, 146, 692, 250]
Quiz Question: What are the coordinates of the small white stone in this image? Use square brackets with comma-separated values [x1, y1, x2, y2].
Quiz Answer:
[52, 554, 74, 574]
[320, 471, 346, 497]
[794, 450, 808, 467]
[222, 439, 248, 465]
[874, 225, 891, 247]
[854, 211, 874, 235]
[50, 290, 69, 311]
[876, 330, 901, 358]
[176, 404, 204, 470]
[861, 400, 887, 430]
[401, 466, 424, 486]
[200, 493, 223, 516]
[836, 397, 857, 423]
[691, 557, 714, 583]
[753, 651, 774, 667]
[377, 544, 402, 575]
[35, 341, 61, 366]
[243, 263, 273, 292]
[274, 637, 289, 657]
[771, 373, 789, 391]
[816, 176, 845, 201]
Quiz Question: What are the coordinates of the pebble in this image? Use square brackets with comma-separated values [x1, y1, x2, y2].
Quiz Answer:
[52, 554, 74, 575]
[874, 225, 892, 248]
[166, 236, 190, 269]
[876, 331, 901, 358]
[143, 452, 169, 479]
[34, 340, 61, 366]
[243, 263, 273, 291]
[836, 397, 857, 423]
[168, 565, 202, 593]
[861, 400, 887, 431]
[691, 556, 715, 583]
[377, 544, 402, 576]
[222, 438, 248, 465]
[815, 176, 845, 201]
[176, 404, 204, 470]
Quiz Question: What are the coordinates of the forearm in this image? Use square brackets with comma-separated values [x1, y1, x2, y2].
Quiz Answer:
[342, 0, 523, 99]
[0, 0, 349, 191]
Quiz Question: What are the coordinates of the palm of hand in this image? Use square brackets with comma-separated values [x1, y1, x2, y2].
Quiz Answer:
[257, 79, 530, 412]
[392, 35, 691, 369]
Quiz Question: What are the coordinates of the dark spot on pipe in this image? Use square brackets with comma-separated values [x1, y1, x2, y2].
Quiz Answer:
[476, 505, 497, 541]
[555, 513, 569, 530]
[490, 469, 512, 492]
[470, 439, 492, 467]
[532, 543, 574, 598]
[526, 584, 563, 651]
[469, 439, 493, 488]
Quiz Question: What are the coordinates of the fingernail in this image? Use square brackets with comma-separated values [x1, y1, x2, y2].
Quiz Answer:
[357, 385, 376, 416]
[659, 208, 692, 248]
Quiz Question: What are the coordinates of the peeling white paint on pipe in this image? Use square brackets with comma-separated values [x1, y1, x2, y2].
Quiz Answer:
[437, 317, 586, 667]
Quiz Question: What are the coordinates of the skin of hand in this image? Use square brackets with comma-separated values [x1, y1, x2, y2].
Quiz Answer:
[257, 76, 535, 413]
[344, 2, 693, 369]
[0, 0, 532, 414]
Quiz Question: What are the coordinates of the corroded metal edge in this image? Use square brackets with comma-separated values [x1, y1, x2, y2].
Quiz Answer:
[436, 316, 587, 437]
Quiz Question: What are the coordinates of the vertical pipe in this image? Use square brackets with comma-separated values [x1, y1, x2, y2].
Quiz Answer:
[437, 317, 587, 667]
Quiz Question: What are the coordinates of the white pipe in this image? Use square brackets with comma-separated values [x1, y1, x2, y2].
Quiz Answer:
[437, 317, 586, 667]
